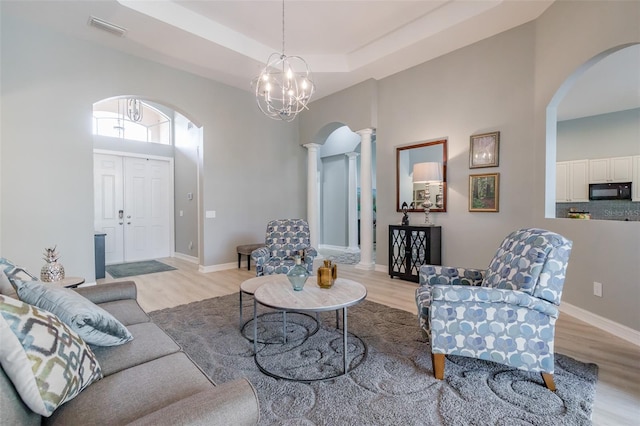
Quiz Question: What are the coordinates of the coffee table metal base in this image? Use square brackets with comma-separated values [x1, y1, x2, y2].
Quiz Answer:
[252, 302, 367, 382]
[241, 311, 319, 344]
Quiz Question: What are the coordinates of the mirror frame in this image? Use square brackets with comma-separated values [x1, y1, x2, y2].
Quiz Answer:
[396, 139, 448, 213]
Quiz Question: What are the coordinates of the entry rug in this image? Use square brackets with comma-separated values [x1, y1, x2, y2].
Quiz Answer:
[150, 294, 599, 425]
[106, 260, 176, 279]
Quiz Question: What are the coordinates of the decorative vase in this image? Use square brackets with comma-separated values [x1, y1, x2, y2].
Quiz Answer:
[317, 259, 337, 289]
[287, 255, 309, 291]
[40, 246, 65, 282]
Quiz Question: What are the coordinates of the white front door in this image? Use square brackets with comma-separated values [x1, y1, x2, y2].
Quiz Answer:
[123, 157, 171, 262]
[94, 154, 125, 264]
[94, 154, 172, 264]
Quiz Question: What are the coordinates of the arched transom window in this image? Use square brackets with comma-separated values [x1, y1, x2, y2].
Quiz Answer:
[93, 98, 172, 145]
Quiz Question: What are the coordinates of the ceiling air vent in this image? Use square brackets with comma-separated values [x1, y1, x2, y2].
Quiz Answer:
[88, 16, 127, 37]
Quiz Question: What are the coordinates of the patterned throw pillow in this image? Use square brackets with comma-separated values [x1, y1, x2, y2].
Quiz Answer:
[0, 257, 38, 292]
[13, 279, 133, 346]
[0, 294, 103, 416]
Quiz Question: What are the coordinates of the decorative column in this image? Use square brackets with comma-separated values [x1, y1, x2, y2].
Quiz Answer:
[304, 143, 321, 251]
[346, 152, 360, 253]
[355, 128, 375, 270]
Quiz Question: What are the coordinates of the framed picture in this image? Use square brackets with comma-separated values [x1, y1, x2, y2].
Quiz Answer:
[414, 189, 425, 201]
[469, 173, 499, 212]
[469, 131, 500, 168]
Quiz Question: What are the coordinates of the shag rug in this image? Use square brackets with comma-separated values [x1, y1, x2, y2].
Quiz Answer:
[150, 294, 598, 425]
[105, 260, 176, 278]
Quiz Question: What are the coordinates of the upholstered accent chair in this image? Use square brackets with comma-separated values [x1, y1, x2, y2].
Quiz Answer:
[251, 219, 317, 276]
[415, 228, 573, 391]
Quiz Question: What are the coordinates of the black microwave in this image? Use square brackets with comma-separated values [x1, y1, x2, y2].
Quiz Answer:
[588, 182, 632, 200]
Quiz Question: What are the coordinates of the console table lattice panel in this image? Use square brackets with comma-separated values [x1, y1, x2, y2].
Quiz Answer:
[388, 225, 441, 282]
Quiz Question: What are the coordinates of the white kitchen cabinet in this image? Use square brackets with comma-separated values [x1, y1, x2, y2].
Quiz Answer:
[556, 160, 588, 203]
[589, 156, 633, 183]
[633, 156, 640, 201]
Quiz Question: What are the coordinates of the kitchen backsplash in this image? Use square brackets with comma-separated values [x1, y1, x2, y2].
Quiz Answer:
[556, 200, 640, 221]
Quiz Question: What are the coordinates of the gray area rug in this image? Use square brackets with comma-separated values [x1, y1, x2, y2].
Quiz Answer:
[150, 294, 598, 425]
[106, 260, 176, 278]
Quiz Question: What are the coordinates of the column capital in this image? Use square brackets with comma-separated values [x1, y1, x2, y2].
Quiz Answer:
[356, 128, 376, 137]
[345, 152, 360, 159]
[303, 143, 321, 151]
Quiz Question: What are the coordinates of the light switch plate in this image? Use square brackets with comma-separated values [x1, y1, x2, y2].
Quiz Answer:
[205, 210, 216, 218]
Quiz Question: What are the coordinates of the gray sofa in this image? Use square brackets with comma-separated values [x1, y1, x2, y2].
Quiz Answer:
[1, 281, 260, 425]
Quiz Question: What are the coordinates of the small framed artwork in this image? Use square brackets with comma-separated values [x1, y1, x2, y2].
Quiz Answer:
[414, 189, 425, 201]
[469, 173, 499, 212]
[469, 131, 500, 168]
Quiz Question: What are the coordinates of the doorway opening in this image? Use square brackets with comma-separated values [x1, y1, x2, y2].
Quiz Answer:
[92, 96, 202, 266]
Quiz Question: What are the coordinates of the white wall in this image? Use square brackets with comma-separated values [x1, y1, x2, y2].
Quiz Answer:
[0, 12, 306, 279]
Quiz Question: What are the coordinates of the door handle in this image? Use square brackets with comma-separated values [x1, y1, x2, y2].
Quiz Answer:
[127, 222, 131, 225]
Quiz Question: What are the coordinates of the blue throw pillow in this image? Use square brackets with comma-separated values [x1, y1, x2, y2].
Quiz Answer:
[13, 279, 133, 346]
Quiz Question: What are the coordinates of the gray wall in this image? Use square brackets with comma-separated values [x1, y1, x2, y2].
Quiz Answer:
[557, 108, 640, 161]
[321, 155, 348, 246]
[0, 12, 306, 279]
[301, 1, 640, 331]
[300, 79, 378, 142]
[174, 113, 199, 258]
[533, 1, 640, 331]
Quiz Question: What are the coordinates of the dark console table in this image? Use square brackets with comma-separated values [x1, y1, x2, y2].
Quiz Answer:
[388, 225, 441, 282]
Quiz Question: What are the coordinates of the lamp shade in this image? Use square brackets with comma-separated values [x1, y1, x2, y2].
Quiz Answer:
[413, 162, 442, 183]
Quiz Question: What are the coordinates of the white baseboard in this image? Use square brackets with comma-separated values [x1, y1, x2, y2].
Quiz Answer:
[173, 253, 199, 264]
[318, 244, 349, 251]
[560, 302, 640, 347]
[198, 262, 236, 273]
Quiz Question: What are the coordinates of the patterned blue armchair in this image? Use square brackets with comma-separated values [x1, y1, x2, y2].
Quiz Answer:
[251, 219, 317, 276]
[415, 228, 573, 391]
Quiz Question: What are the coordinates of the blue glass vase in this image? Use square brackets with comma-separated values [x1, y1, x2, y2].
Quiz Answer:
[287, 255, 309, 291]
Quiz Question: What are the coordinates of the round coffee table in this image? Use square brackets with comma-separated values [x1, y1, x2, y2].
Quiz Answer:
[239, 276, 318, 342]
[252, 274, 367, 382]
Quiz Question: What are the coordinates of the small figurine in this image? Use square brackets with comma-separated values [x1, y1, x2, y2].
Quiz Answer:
[401, 202, 410, 226]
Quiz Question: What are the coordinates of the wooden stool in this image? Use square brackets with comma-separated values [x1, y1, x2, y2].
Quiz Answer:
[236, 243, 265, 270]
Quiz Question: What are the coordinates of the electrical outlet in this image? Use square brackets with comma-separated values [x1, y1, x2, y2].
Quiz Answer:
[593, 282, 603, 297]
[188, 241, 193, 250]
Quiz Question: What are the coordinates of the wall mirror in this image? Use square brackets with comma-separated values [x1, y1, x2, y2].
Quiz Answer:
[396, 139, 447, 212]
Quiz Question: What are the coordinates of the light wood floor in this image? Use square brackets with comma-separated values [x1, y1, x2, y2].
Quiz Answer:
[98, 257, 640, 425]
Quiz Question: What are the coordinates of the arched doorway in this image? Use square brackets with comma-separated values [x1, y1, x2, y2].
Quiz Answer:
[310, 124, 377, 266]
[92, 96, 203, 265]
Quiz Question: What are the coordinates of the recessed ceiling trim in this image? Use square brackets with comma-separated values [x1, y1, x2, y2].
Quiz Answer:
[117, 0, 271, 62]
[348, 0, 502, 70]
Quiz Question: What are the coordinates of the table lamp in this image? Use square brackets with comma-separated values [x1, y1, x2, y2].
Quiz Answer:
[413, 162, 442, 225]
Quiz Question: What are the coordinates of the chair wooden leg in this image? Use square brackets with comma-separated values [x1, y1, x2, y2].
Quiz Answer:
[541, 372, 556, 391]
[432, 353, 445, 380]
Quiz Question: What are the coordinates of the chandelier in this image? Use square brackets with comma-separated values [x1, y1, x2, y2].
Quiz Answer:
[126, 98, 143, 122]
[253, 0, 315, 122]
